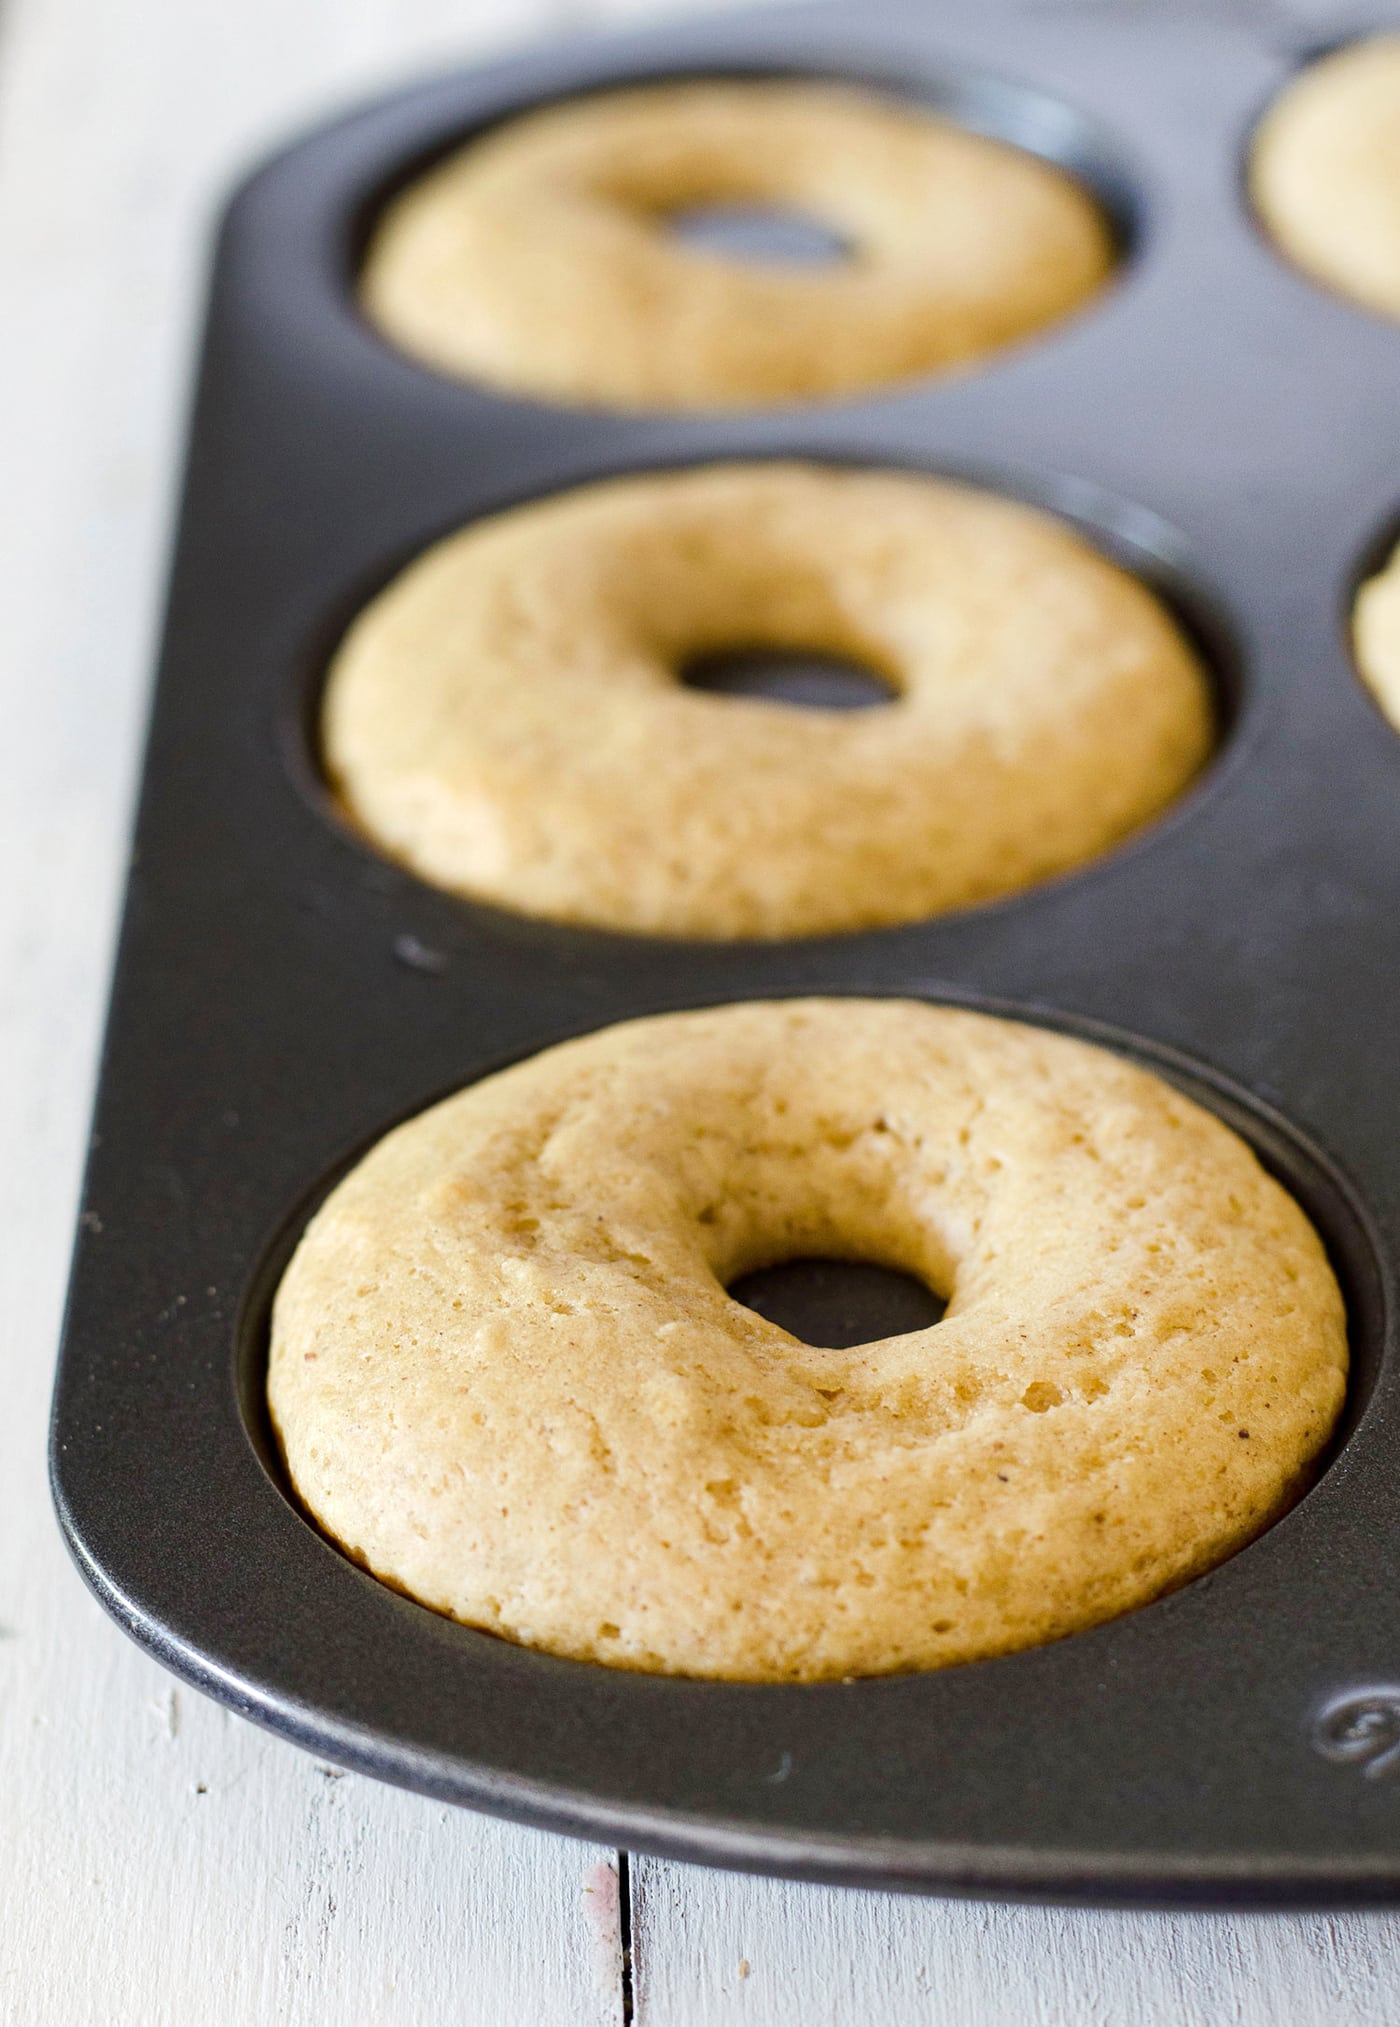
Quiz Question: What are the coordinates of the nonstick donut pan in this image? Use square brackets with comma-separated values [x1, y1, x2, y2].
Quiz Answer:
[51, 0, 1400, 1904]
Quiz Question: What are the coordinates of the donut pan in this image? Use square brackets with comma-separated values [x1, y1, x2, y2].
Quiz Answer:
[50, 0, 1400, 1905]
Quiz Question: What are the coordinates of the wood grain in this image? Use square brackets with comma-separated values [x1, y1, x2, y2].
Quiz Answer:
[630, 1861, 1400, 2026]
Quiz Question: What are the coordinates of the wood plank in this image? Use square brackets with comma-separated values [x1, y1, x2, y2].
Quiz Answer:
[631, 1861, 1400, 2025]
[0, 1, 621, 2022]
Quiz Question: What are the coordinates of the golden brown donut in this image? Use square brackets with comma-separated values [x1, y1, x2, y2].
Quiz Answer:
[360, 80, 1115, 408]
[321, 463, 1214, 940]
[268, 1000, 1348, 1683]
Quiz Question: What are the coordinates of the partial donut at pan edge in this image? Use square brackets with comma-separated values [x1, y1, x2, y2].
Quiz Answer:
[1355, 537, 1400, 727]
[1251, 36, 1400, 324]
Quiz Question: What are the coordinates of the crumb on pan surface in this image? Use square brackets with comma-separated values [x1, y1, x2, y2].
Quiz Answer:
[321, 463, 1214, 940]
[268, 1000, 1347, 1683]
[359, 79, 1114, 408]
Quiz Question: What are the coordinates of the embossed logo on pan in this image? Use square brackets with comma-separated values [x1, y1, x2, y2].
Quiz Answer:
[1311, 1689, 1400, 1780]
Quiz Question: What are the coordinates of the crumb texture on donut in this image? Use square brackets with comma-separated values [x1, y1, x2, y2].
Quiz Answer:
[359, 81, 1115, 408]
[1252, 37, 1400, 321]
[322, 464, 1213, 940]
[1355, 537, 1400, 726]
[268, 1000, 1348, 1683]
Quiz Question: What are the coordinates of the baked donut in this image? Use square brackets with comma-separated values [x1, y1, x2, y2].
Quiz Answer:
[1354, 536, 1400, 725]
[359, 80, 1115, 408]
[1251, 37, 1400, 323]
[268, 999, 1348, 1683]
[322, 463, 1213, 940]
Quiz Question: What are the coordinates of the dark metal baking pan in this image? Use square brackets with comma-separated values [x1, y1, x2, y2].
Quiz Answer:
[50, 0, 1400, 1903]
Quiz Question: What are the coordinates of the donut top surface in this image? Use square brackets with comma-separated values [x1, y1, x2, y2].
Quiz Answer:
[1251, 36, 1400, 323]
[268, 999, 1348, 1684]
[321, 462, 1214, 940]
[359, 80, 1116, 408]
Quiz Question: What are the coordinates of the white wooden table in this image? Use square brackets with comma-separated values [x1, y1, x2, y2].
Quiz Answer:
[4, 0, 1400, 2018]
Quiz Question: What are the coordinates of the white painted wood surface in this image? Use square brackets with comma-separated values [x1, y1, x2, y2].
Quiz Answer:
[630, 1861, 1400, 2026]
[3, 0, 1400, 2021]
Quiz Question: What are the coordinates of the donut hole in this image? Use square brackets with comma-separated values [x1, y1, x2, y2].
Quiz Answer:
[679, 643, 899, 712]
[662, 201, 853, 267]
[726, 1257, 948, 1350]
